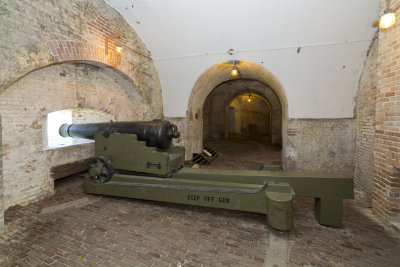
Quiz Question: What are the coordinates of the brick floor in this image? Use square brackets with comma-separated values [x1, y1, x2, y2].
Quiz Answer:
[201, 138, 281, 170]
[288, 193, 400, 267]
[1, 175, 400, 266]
[1, 138, 400, 266]
[0, 176, 268, 266]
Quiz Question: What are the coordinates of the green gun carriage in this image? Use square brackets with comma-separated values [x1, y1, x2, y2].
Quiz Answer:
[60, 120, 353, 231]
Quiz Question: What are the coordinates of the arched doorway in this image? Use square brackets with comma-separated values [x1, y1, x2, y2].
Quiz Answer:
[202, 79, 282, 146]
[201, 79, 283, 168]
[186, 60, 288, 169]
[225, 92, 272, 141]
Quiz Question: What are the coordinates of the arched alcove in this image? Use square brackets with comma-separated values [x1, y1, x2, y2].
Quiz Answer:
[0, 61, 155, 210]
[0, 0, 163, 234]
[186, 60, 288, 168]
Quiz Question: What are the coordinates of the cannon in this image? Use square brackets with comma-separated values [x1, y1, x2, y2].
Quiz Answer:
[60, 120, 184, 180]
[60, 120, 353, 231]
[59, 120, 180, 149]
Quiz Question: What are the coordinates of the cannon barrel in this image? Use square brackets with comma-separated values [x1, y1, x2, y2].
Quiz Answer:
[59, 120, 180, 149]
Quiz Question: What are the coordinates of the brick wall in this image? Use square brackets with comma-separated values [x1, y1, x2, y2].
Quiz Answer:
[0, 63, 154, 209]
[174, 116, 356, 175]
[373, 0, 400, 223]
[165, 117, 187, 147]
[0, 0, 162, 210]
[0, 115, 3, 234]
[0, 0, 162, 116]
[354, 36, 378, 196]
[286, 119, 356, 176]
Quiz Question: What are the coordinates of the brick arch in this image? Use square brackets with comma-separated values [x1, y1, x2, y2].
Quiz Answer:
[3, 58, 152, 109]
[0, 13, 162, 117]
[49, 39, 126, 73]
[1, 38, 144, 95]
[47, 38, 150, 81]
[186, 60, 289, 169]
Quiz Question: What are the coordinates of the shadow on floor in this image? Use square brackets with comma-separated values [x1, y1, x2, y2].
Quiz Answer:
[201, 136, 281, 170]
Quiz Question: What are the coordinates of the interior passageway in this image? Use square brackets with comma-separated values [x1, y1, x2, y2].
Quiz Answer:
[202, 79, 282, 169]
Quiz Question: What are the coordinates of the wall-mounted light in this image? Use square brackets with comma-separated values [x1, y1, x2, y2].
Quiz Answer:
[372, 0, 398, 29]
[115, 43, 123, 54]
[379, 8, 396, 29]
[231, 64, 238, 77]
[247, 95, 251, 102]
[105, 32, 123, 55]
[228, 48, 239, 77]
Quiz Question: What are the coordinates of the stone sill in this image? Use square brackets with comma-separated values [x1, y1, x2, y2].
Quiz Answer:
[43, 141, 94, 151]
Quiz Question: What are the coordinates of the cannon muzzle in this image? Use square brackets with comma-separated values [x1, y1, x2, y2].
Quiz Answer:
[59, 120, 180, 149]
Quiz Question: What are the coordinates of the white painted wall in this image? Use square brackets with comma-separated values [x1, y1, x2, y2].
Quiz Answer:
[106, 0, 379, 118]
